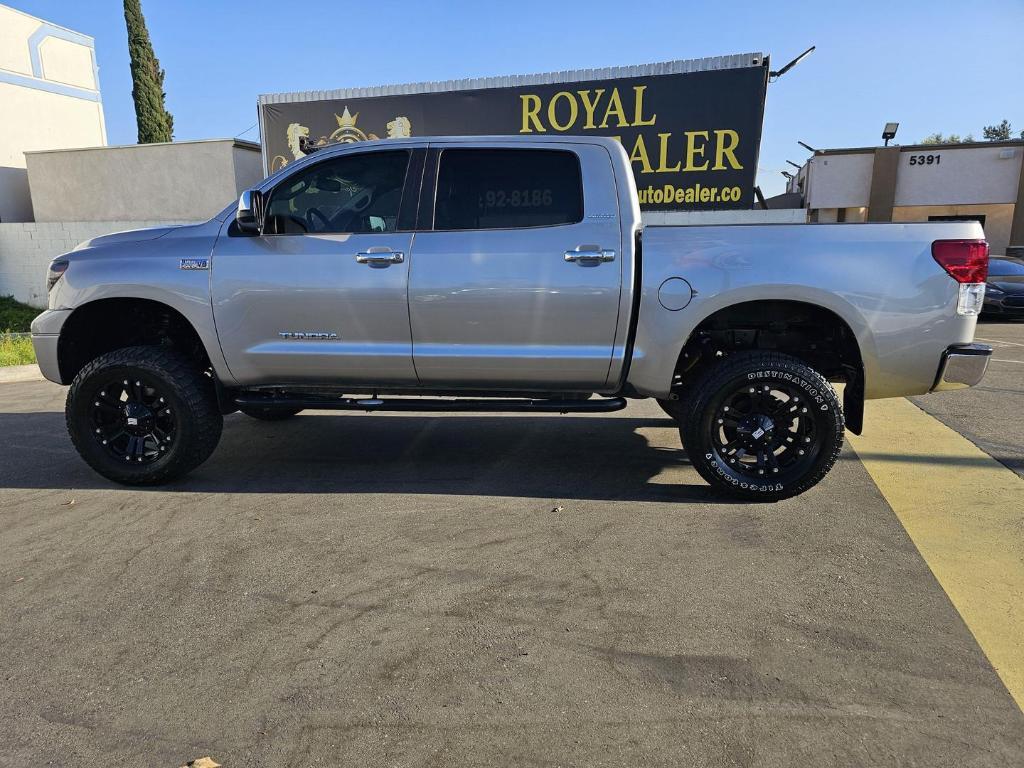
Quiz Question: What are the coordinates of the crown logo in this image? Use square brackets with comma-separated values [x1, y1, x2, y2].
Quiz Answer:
[335, 107, 359, 129]
[328, 105, 379, 143]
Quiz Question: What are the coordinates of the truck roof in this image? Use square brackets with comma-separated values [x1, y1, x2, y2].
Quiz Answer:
[305, 134, 625, 151]
[273, 135, 628, 180]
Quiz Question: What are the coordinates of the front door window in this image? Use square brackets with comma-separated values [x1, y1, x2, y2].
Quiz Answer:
[264, 150, 410, 235]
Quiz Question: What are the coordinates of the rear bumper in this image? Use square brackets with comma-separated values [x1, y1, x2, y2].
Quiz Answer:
[931, 343, 992, 392]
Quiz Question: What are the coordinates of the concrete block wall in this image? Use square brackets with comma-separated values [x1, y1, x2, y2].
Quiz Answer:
[26, 139, 261, 223]
[0, 220, 196, 308]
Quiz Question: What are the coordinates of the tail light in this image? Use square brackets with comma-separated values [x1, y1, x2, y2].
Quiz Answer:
[932, 239, 988, 283]
[932, 239, 988, 316]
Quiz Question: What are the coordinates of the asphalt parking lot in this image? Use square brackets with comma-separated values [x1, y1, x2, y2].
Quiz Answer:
[913, 320, 1024, 478]
[1, 324, 1022, 767]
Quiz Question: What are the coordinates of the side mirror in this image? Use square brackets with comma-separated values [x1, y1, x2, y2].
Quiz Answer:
[236, 188, 265, 234]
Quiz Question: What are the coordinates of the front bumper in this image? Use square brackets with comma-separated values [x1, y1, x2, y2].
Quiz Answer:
[931, 343, 992, 392]
[30, 309, 73, 384]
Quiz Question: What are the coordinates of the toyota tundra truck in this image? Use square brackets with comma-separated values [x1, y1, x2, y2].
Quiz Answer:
[31, 136, 993, 500]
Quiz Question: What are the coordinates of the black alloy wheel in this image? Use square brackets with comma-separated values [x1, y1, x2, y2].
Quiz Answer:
[88, 376, 176, 464]
[710, 380, 819, 480]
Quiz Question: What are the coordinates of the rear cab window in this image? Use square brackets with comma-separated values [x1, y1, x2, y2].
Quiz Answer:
[433, 149, 583, 231]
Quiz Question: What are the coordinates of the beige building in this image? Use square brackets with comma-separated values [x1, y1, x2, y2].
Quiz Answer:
[0, 4, 106, 222]
[787, 140, 1024, 256]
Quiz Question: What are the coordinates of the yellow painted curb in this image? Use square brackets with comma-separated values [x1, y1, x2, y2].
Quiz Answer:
[848, 397, 1024, 710]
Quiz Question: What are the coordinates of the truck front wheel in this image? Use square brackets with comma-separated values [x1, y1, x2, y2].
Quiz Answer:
[681, 351, 844, 502]
[65, 346, 223, 485]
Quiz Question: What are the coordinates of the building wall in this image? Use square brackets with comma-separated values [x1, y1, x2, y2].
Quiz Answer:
[232, 144, 264, 197]
[802, 141, 1024, 256]
[806, 153, 873, 210]
[0, 4, 106, 223]
[892, 204, 1015, 256]
[26, 140, 263, 222]
[0, 220, 197, 307]
[893, 146, 1021, 207]
[814, 207, 868, 224]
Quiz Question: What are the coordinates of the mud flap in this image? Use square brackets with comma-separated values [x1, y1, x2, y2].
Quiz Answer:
[842, 365, 864, 435]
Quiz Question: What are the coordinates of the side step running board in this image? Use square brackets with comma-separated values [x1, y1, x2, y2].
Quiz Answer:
[234, 395, 627, 414]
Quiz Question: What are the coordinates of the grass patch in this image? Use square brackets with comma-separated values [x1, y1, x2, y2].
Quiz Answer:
[0, 334, 36, 367]
[0, 295, 41, 333]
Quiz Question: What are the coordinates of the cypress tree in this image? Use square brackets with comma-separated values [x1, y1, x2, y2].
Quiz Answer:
[123, 0, 174, 143]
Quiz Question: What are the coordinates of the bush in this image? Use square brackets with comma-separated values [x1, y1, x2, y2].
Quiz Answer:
[0, 296, 41, 333]
[0, 334, 36, 367]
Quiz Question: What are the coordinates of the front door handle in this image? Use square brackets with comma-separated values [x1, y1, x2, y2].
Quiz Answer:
[564, 247, 616, 265]
[356, 248, 405, 266]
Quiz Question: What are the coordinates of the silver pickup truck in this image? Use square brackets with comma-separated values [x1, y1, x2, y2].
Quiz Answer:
[32, 135, 992, 500]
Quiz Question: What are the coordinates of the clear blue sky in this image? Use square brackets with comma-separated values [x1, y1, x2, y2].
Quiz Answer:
[14, 0, 1024, 196]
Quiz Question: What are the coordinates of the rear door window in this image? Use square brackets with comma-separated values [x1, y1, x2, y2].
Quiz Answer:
[433, 149, 583, 231]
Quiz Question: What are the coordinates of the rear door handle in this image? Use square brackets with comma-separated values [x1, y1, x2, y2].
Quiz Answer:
[356, 248, 404, 266]
[564, 247, 616, 265]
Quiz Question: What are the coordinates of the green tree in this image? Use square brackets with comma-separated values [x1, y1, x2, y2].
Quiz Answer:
[920, 133, 974, 145]
[982, 119, 1013, 141]
[123, 0, 174, 143]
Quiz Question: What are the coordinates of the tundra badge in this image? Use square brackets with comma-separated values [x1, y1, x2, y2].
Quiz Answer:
[279, 331, 339, 340]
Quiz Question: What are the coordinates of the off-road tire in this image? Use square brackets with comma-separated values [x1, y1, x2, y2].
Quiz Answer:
[681, 351, 844, 502]
[239, 406, 303, 421]
[66, 345, 223, 485]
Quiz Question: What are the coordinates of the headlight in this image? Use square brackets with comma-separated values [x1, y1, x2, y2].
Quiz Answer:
[46, 259, 69, 292]
[985, 284, 1004, 296]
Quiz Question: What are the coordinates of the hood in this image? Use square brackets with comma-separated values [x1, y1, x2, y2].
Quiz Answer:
[73, 225, 179, 251]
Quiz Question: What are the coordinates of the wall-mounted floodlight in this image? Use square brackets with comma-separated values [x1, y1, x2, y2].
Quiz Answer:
[882, 122, 899, 146]
[798, 141, 817, 153]
[786, 160, 802, 170]
[769, 46, 816, 82]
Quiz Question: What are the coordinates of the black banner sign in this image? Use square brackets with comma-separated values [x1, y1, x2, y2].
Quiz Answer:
[259, 64, 769, 211]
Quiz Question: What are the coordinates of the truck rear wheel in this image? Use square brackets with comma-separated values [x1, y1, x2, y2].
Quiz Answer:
[66, 346, 223, 485]
[681, 351, 844, 502]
